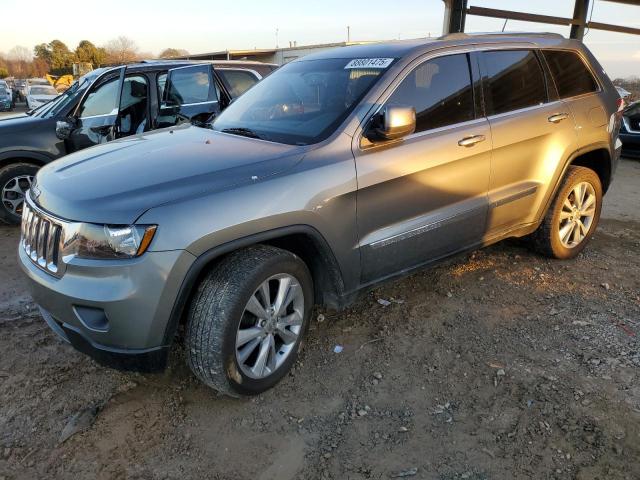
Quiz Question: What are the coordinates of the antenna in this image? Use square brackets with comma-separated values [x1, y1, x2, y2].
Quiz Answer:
[275, 28, 279, 49]
[347, 26, 351, 42]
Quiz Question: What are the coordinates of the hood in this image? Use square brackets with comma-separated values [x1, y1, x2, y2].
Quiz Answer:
[34, 125, 306, 224]
[0, 114, 49, 134]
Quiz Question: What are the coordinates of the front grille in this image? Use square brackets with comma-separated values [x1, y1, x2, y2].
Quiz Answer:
[21, 199, 65, 276]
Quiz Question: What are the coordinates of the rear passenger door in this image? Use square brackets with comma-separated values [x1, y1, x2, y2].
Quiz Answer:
[157, 64, 222, 127]
[355, 52, 491, 282]
[479, 49, 578, 235]
[541, 49, 605, 148]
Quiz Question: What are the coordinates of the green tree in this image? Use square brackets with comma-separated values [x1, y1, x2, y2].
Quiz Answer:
[34, 40, 76, 75]
[159, 48, 189, 59]
[75, 40, 107, 67]
[0, 67, 8, 79]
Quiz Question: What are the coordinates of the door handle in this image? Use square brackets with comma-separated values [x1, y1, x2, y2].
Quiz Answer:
[548, 113, 569, 123]
[90, 125, 114, 135]
[457, 135, 486, 147]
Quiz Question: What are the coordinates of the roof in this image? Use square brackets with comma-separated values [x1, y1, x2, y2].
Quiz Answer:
[296, 32, 570, 62]
[101, 59, 277, 71]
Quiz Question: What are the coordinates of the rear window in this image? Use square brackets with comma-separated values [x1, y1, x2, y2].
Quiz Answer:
[483, 50, 547, 115]
[218, 69, 259, 98]
[165, 65, 217, 105]
[542, 50, 599, 99]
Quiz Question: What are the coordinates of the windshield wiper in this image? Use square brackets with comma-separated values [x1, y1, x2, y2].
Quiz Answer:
[221, 127, 264, 140]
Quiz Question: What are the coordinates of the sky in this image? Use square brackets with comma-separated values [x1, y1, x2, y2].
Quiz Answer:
[0, 0, 638, 78]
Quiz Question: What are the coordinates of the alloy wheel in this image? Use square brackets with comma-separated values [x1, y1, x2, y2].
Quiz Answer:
[1, 174, 33, 217]
[235, 273, 304, 379]
[558, 181, 596, 248]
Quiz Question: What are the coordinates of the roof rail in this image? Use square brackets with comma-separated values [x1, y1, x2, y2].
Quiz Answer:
[443, 31, 565, 40]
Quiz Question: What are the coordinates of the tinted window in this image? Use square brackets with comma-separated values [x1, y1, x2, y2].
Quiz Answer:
[218, 69, 259, 98]
[78, 77, 120, 118]
[484, 50, 546, 115]
[542, 50, 598, 99]
[164, 65, 217, 105]
[386, 54, 474, 133]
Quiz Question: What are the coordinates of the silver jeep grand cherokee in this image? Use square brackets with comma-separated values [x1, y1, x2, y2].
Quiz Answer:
[19, 33, 623, 396]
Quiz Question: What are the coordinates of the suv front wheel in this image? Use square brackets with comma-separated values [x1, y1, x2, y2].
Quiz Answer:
[186, 245, 313, 396]
[530, 166, 603, 259]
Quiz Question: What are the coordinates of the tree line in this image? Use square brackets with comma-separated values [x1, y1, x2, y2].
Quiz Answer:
[0, 37, 189, 79]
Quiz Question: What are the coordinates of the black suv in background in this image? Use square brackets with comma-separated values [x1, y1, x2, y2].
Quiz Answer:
[620, 100, 640, 158]
[0, 60, 277, 224]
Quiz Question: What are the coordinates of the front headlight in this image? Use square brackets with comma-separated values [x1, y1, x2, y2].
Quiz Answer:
[61, 223, 157, 261]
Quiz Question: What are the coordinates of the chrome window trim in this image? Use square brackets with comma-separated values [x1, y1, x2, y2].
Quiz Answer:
[216, 67, 263, 80]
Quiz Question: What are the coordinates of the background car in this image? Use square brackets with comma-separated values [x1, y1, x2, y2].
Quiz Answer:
[25, 84, 59, 110]
[0, 86, 12, 111]
[0, 80, 13, 108]
[0, 60, 277, 224]
[615, 85, 632, 99]
[620, 100, 640, 158]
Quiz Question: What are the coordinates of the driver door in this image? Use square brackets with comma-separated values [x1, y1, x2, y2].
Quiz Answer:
[66, 67, 125, 153]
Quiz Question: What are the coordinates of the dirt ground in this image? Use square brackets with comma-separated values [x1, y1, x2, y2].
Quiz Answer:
[1, 159, 639, 480]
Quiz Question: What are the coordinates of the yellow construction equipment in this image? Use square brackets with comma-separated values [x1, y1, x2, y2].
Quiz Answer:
[46, 63, 93, 92]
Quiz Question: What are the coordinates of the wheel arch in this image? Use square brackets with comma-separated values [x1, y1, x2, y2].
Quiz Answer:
[162, 225, 346, 346]
[0, 151, 50, 170]
[568, 146, 612, 193]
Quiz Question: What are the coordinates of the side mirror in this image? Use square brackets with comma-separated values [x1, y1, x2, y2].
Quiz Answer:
[366, 106, 416, 142]
[55, 118, 75, 140]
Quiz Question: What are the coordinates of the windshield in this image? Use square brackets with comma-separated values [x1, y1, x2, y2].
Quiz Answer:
[31, 69, 102, 118]
[30, 86, 58, 96]
[212, 58, 392, 145]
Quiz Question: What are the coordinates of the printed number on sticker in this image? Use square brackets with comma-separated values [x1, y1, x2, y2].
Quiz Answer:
[344, 58, 394, 69]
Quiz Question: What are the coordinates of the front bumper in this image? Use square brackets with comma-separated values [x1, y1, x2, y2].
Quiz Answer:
[19, 245, 196, 372]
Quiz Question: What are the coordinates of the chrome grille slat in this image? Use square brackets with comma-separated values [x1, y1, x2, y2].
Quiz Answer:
[37, 220, 49, 267]
[30, 216, 40, 261]
[20, 195, 66, 277]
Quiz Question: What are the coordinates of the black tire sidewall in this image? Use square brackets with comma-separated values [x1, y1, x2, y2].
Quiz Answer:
[548, 168, 603, 259]
[223, 254, 313, 395]
[0, 163, 39, 225]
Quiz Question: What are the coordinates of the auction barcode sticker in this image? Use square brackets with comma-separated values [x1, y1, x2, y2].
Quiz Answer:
[344, 58, 394, 69]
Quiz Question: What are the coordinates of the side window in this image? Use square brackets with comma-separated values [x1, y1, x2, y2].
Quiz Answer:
[483, 50, 547, 115]
[78, 77, 120, 118]
[386, 54, 474, 133]
[542, 50, 598, 99]
[164, 65, 217, 105]
[218, 69, 259, 98]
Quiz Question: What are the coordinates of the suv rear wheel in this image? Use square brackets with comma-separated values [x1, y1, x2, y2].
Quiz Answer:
[185, 245, 313, 396]
[0, 163, 38, 225]
[530, 166, 602, 259]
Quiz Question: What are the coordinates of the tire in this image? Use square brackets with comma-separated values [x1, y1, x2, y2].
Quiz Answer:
[185, 245, 314, 396]
[0, 163, 39, 225]
[529, 166, 602, 259]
